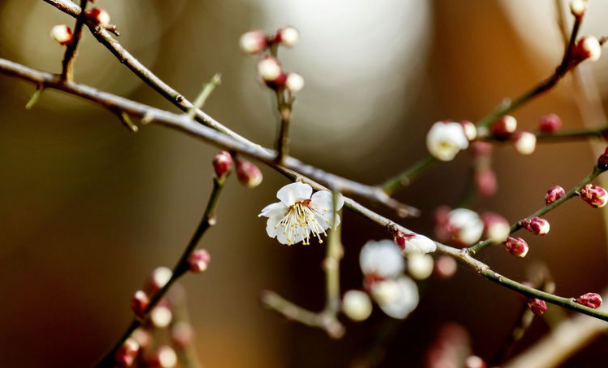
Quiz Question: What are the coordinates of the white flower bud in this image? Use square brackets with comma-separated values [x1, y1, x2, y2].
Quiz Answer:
[154, 346, 178, 368]
[570, 0, 587, 18]
[285, 72, 304, 92]
[150, 306, 173, 328]
[514, 131, 536, 155]
[146, 267, 172, 293]
[359, 240, 404, 279]
[407, 254, 434, 280]
[402, 234, 437, 255]
[277, 26, 299, 47]
[579, 36, 602, 62]
[426, 122, 469, 161]
[239, 30, 267, 54]
[342, 290, 373, 321]
[50, 25, 73, 45]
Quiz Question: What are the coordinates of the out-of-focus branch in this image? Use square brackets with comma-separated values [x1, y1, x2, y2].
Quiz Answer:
[479, 125, 608, 143]
[60, 0, 88, 81]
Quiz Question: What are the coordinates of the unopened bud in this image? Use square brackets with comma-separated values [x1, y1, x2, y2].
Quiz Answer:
[434, 255, 457, 279]
[514, 131, 536, 155]
[342, 290, 373, 322]
[276, 26, 300, 47]
[257, 56, 283, 82]
[150, 306, 173, 328]
[475, 168, 497, 197]
[131, 290, 150, 317]
[573, 36, 602, 62]
[522, 216, 550, 236]
[131, 328, 152, 349]
[482, 212, 510, 243]
[393, 231, 414, 249]
[212, 151, 233, 179]
[86, 8, 111, 26]
[50, 25, 73, 45]
[545, 185, 566, 205]
[491, 115, 517, 138]
[597, 146, 608, 170]
[407, 253, 434, 280]
[579, 184, 608, 208]
[285, 72, 304, 92]
[460, 120, 477, 141]
[465, 355, 487, 368]
[539, 114, 562, 133]
[146, 267, 173, 294]
[188, 248, 211, 273]
[504, 237, 529, 258]
[575, 292, 602, 309]
[236, 159, 263, 188]
[527, 298, 548, 316]
[239, 30, 267, 54]
[148, 346, 178, 368]
[115, 338, 140, 367]
[570, 0, 587, 18]
[171, 322, 195, 348]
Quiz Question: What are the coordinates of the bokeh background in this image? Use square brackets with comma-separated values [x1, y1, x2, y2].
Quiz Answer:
[1, 0, 608, 367]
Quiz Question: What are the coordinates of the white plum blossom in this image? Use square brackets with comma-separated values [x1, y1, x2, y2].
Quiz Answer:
[359, 240, 405, 279]
[426, 121, 470, 161]
[259, 182, 344, 245]
[402, 234, 437, 255]
[371, 276, 419, 319]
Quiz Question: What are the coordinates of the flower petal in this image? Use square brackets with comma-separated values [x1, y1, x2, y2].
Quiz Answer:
[374, 276, 419, 319]
[276, 182, 312, 205]
[359, 240, 405, 278]
[259, 202, 288, 218]
[266, 215, 283, 238]
[310, 191, 344, 211]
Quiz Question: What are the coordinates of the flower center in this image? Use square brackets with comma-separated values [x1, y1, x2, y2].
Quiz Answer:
[275, 200, 330, 245]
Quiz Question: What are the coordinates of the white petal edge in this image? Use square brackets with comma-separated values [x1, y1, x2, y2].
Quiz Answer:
[259, 202, 288, 218]
[276, 182, 313, 206]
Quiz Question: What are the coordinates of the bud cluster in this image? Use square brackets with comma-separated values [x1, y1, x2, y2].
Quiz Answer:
[240, 27, 305, 92]
[489, 115, 536, 155]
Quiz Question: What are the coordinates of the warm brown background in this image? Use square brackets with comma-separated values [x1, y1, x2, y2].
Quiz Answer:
[1, 1, 608, 367]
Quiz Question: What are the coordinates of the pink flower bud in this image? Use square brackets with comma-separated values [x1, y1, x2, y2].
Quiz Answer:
[570, 0, 587, 18]
[527, 298, 548, 316]
[470, 141, 493, 156]
[285, 72, 304, 92]
[545, 185, 565, 205]
[475, 168, 497, 197]
[86, 8, 111, 26]
[212, 151, 233, 179]
[114, 338, 140, 367]
[465, 355, 487, 368]
[239, 30, 268, 54]
[575, 292, 602, 309]
[573, 36, 602, 62]
[460, 120, 477, 141]
[147, 345, 178, 368]
[433, 255, 457, 279]
[522, 216, 550, 236]
[481, 212, 510, 243]
[504, 237, 529, 258]
[276, 26, 300, 47]
[491, 115, 517, 138]
[597, 146, 608, 170]
[579, 184, 608, 208]
[188, 248, 211, 273]
[50, 25, 73, 45]
[131, 290, 149, 317]
[171, 322, 195, 348]
[236, 158, 263, 188]
[539, 114, 562, 133]
[513, 131, 536, 155]
[145, 267, 173, 294]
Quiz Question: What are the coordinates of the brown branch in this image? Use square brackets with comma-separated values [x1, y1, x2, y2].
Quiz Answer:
[60, 0, 88, 81]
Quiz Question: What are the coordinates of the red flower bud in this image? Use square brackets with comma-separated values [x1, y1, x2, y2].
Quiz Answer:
[475, 168, 497, 197]
[527, 298, 548, 316]
[188, 249, 211, 273]
[86, 8, 111, 26]
[579, 184, 608, 208]
[522, 216, 550, 236]
[131, 290, 150, 317]
[539, 113, 562, 133]
[504, 237, 529, 258]
[597, 146, 608, 170]
[236, 159, 263, 188]
[393, 231, 414, 249]
[572, 36, 602, 63]
[114, 338, 140, 367]
[575, 293, 602, 309]
[275, 26, 300, 47]
[491, 115, 517, 139]
[545, 185, 565, 205]
[239, 30, 268, 55]
[212, 151, 233, 179]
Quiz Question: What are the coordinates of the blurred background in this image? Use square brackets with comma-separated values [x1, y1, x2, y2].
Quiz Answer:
[1, 0, 608, 367]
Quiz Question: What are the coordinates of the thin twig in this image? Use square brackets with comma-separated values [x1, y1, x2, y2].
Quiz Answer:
[478, 125, 608, 143]
[188, 73, 221, 119]
[275, 91, 293, 164]
[60, 0, 88, 81]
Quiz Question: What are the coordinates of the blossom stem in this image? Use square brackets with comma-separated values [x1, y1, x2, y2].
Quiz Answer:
[60, 0, 88, 82]
[479, 125, 608, 143]
[379, 16, 584, 194]
[324, 191, 344, 315]
[468, 166, 602, 255]
[93, 176, 227, 368]
[187, 73, 222, 119]
[275, 91, 293, 164]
